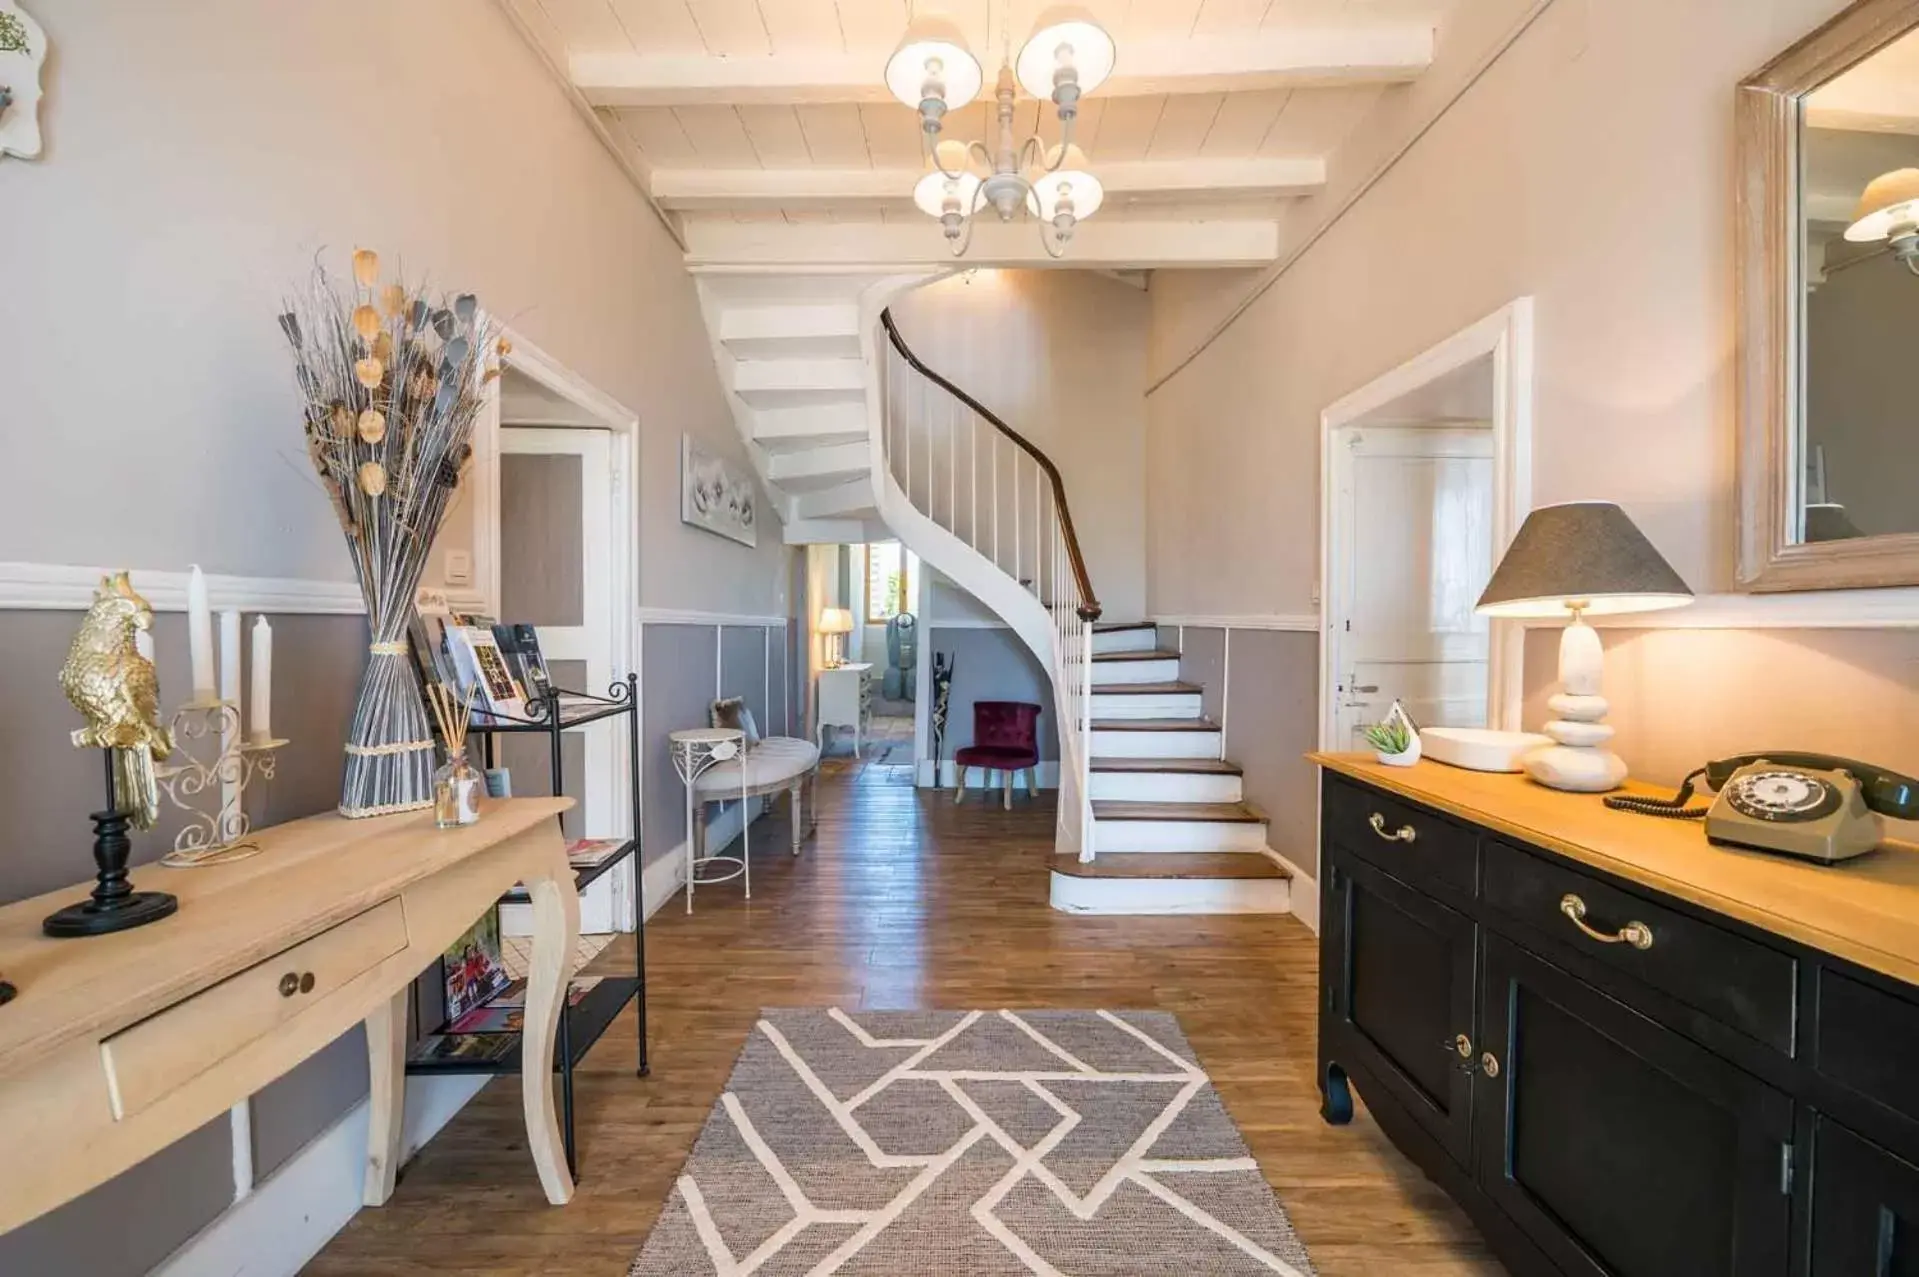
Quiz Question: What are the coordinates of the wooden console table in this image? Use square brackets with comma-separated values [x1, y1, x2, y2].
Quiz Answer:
[0, 796, 579, 1235]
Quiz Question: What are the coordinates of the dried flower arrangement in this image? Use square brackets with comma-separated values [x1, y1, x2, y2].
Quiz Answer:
[279, 248, 499, 817]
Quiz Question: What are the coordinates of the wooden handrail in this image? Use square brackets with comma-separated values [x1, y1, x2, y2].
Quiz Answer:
[880, 309, 1102, 622]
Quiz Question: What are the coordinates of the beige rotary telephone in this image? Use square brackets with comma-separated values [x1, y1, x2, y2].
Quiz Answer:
[1605, 753, 1919, 864]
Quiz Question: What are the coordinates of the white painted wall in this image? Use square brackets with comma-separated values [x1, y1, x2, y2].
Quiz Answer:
[889, 269, 1151, 622]
[0, 0, 785, 618]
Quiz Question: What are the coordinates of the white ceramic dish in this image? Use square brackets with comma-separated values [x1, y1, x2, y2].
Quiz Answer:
[1420, 727, 1553, 773]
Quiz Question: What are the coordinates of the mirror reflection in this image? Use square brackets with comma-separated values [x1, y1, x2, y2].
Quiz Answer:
[1801, 30, 1919, 543]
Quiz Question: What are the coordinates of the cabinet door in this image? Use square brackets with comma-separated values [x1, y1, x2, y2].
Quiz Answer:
[1810, 1118, 1919, 1276]
[1476, 935, 1794, 1277]
[1325, 849, 1478, 1165]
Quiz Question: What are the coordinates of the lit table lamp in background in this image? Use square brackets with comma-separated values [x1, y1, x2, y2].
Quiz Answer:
[818, 607, 854, 668]
[1474, 501, 1693, 792]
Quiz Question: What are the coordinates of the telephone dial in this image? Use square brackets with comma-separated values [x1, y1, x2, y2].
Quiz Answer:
[1605, 753, 1919, 864]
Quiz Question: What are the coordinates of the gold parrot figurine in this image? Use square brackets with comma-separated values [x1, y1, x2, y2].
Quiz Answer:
[60, 573, 173, 829]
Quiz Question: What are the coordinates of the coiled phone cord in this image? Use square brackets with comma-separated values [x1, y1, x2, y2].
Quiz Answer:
[1603, 767, 1711, 820]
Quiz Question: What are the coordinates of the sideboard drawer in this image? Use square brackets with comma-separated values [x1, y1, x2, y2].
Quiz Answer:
[1815, 967, 1919, 1129]
[100, 898, 408, 1120]
[1483, 840, 1797, 1054]
[1323, 777, 1478, 899]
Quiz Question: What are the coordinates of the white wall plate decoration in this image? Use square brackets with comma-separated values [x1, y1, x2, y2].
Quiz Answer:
[0, 1, 45, 161]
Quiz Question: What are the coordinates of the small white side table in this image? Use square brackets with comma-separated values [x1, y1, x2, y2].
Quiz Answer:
[669, 728, 748, 914]
[816, 662, 873, 758]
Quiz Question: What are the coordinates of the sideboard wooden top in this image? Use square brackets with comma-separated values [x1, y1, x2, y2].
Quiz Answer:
[0, 797, 571, 1080]
[1313, 753, 1919, 986]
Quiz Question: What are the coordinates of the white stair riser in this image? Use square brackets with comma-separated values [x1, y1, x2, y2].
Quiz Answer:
[1092, 628, 1159, 655]
[1090, 658, 1180, 684]
[1088, 692, 1203, 719]
[1091, 819, 1268, 854]
[1051, 872, 1291, 916]
[1088, 771, 1243, 803]
[1090, 729, 1220, 759]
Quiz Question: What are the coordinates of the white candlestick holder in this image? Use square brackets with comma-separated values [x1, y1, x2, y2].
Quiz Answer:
[153, 698, 289, 868]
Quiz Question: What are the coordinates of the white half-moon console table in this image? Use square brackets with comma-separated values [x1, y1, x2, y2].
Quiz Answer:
[0, 796, 579, 1235]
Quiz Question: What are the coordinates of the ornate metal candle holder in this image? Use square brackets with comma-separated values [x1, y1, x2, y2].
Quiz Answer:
[153, 698, 288, 868]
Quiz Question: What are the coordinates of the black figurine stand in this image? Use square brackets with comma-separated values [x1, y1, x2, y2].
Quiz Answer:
[43, 751, 178, 938]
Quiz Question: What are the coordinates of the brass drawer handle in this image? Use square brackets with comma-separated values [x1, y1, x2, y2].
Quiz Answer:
[1560, 894, 1654, 950]
[278, 971, 318, 997]
[1368, 813, 1416, 843]
[1449, 1033, 1472, 1058]
[1481, 1052, 1500, 1079]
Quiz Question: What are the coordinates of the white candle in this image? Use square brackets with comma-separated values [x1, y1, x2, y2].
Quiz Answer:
[219, 610, 243, 726]
[250, 616, 273, 744]
[187, 565, 216, 701]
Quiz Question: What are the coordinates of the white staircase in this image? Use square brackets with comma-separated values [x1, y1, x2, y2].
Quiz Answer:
[693, 272, 1291, 915]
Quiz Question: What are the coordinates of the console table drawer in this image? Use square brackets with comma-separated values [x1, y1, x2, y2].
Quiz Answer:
[1483, 840, 1797, 1053]
[1816, 967, 1919, 1128]
[100, 899, 408, 1120]
[1323, 777, 1478, 898]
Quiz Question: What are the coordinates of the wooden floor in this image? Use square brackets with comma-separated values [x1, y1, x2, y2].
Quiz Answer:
[307, 761, 1503, 1276]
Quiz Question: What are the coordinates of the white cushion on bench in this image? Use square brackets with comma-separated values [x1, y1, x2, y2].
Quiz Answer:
[692, 736, 820, 798]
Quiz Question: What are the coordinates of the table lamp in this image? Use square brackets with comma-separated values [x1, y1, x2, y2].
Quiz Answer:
[1475, 501, 1693, 792]
[818, 607, 854, 668]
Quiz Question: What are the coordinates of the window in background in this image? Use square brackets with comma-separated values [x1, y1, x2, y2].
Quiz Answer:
[865, 542, 919, 623]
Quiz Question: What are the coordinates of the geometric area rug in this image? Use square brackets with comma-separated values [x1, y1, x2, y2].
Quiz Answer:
[630, 1009, 1317, 1275]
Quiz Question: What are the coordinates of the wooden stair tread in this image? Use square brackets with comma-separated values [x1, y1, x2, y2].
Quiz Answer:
[1090, 757, 1243, 775]
[1091, 649, 1180, 662]
[1092, 801, 1267, 822]
[1089, 681, 1202, 695]
[1052, 853, 1289, 881]
[1093, 621, 1157, 634]
[1089, 718, 1220, 732]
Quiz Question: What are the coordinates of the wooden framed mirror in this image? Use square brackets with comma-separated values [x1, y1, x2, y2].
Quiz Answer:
[1738, 0, 1919, 591]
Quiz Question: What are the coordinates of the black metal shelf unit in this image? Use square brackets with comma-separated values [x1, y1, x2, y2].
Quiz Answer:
[405, 675, 646, 1178]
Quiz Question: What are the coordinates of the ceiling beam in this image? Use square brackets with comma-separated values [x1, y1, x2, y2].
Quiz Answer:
[652, 158, 1324, 211]
[681, 218, 1282, 271]
[573, 26, 1434, 108]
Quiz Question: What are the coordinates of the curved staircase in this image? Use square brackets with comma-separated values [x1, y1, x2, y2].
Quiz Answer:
[693, 272, 1292, 916]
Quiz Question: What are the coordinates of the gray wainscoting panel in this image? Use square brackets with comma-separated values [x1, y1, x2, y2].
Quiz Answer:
[768, 625, 791, 739]
[720, 625, 769, 733]
[642, 624, 721, 864]
[1176, 626, 1227, 728]
[926, 627, 1060, 761]
[251, 1026, 371, 1179]
[0, 1112, 234, 1277]
[1220, 630, 1320, 876]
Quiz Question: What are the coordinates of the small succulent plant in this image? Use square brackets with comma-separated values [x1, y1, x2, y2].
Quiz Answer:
[1363, 716, 1415, 756]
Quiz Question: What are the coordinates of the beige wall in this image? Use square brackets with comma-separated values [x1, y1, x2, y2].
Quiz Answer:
[0, 0, 785, 618]
[890, 270, 1151, 622]
[1142, 0, 1919, 790]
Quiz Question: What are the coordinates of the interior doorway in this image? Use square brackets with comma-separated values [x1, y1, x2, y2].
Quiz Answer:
[1317, 299, 1534, 750]
[475, 337, 639, 935]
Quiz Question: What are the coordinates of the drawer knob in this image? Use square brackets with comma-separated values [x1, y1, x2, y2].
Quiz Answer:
[1481, 1052, 1500, 1079]
[1452, 1033, 1473, 1059]
[1367, 812, 1417, 843]
[278, 972, 300, 998]
[299, 972, 315, 994]
[1560, 893, 1654, 951]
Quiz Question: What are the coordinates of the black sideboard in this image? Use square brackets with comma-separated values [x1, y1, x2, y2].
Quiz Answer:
[1313, 755, 1919, 1277]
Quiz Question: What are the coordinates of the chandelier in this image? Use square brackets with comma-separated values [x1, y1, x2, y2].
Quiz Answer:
[884, 7, 1116, 259]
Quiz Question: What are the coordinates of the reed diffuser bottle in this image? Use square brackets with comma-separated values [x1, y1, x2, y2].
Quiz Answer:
[427, 684, 481, 828]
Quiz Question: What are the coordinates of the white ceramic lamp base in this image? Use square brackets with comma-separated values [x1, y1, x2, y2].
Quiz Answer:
[1524, 616, 1628, 793]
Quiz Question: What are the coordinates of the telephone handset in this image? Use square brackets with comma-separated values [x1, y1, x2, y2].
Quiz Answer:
[1605, 753, 1919, 864]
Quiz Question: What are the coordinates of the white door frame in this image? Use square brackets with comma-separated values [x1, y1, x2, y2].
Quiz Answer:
[472, 323, 642, 928]
[1316, 297, 1534, 751]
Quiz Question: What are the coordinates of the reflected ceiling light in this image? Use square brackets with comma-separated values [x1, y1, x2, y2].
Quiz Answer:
[1846, 167, 1919, 273]
[886, 9, 1115, 258]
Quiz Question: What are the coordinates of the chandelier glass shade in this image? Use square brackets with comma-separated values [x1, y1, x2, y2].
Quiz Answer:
[886, 7, 1114, 258]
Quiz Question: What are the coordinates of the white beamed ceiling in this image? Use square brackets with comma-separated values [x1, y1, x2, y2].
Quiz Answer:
[506, 0, 1454, 267]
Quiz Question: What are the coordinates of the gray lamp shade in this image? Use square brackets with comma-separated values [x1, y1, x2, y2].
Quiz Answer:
[1475, 501, 1693, 618]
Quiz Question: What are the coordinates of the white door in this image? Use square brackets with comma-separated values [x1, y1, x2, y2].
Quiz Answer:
[1331, 426, 1495, 749]
[498, 426, 625, 934]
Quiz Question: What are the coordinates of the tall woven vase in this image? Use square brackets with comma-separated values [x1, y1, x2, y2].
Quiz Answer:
[279, 247, 497, 819]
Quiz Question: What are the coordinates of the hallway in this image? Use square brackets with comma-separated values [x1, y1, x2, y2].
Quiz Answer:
[308, 770, 1500, 1276]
